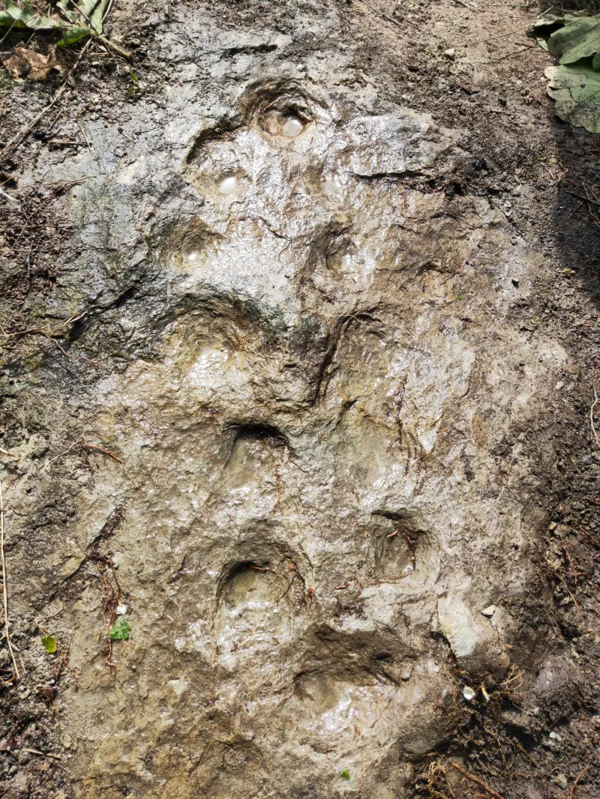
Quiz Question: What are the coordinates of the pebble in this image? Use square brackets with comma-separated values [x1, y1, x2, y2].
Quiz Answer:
[444, 48, 455, 59]
[553, 774, 568, 789]
[481, 605, 496, 617]
[282, 117, 303, 137]
[463, 686, 476, 701]
[218, 175, 238, 195]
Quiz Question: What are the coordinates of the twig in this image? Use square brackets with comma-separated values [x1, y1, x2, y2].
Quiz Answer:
[451, 763, 505, 799]
[0, 37, 93, 164]
[13, 329, 71, 358]
[25, 748, 62, 761]
[591, 385, 600, 449]
[0, 481, 20, 681]
[0, 449, 16, 459]
[97, 35, 132, 61]
[570, 766, 589, 798]
[469, 23, 531, 45]
[80, 442, 122, 463]
[565, 189, 600, 209]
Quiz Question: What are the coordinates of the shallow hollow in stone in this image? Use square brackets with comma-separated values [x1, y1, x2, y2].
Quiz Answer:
[215, 560, 297, 667]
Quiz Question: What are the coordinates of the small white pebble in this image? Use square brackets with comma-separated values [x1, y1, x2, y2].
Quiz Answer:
[282, 117, 303, 137]
[463, 686, 476, 701]
[481, 605, 496, 617]
[116, 604, 128, 616]
[340, 253, 354, 272]
[218, 175, 238, 195]
[187, 251, 198, 262]
[549, 731, 562, 741]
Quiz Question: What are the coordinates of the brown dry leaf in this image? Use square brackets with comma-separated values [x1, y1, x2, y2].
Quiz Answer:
[2, 46, 64, 81]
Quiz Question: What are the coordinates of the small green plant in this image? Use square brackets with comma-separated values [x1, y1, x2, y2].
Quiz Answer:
[340, 769, 350, 781]
[127, 69, 140, 100]
[109, 618, 131, 641]
[40, 634, 57, 653]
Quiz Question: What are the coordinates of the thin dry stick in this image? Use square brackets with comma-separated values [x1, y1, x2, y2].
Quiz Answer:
[451, 763, 506, 799]
[0, 37, 93, 164]
[0, 481, 20, 680]
[591, 385, 600, 448]
[570, 766, 589, 799]
[469, 22, 532, 45]
[80, 442, 122, 463]
[25, 748, 62, 761]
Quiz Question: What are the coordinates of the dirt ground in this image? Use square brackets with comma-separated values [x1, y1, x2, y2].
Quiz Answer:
[1, 0, 600, 797]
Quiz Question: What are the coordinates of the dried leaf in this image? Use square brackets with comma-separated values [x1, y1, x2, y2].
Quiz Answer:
[2, 46, 64, 80]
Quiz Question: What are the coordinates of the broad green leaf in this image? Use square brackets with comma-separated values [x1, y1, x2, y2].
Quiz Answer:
[109, 618, 131, 641]
[56, 0, 77, 23]
[533, 12, 565, 34]
[545, 62, 600, 133]
[41, 635, 57, 654]
[0, 0, 63, 30]
[547, 15, 600, 65]
[6, 0, 34, 21]
[79, 0, 100, 17]
[57, 23, 91, 46]
[533, 11, 586, 33]
[90, 0, 109, 34]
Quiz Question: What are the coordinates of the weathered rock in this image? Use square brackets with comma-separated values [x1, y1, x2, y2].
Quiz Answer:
[0, 1, 579, 797]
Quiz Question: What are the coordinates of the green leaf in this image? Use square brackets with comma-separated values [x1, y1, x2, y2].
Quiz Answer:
[41, 635, 57, 654]
[109, 618, 131, 641]
[340, 770, 350, 781]
[545, 62, 600, 133]
[533, 11, 566, 37]
[79, 0, 100, 17]
[0, 1, 64, 30]
[90, 0, 110, 35]
[533, 11, 586, 32]
[57, 23, 91, 46]
[56, 0, 77, 23]
[547, 15, 600, 65]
